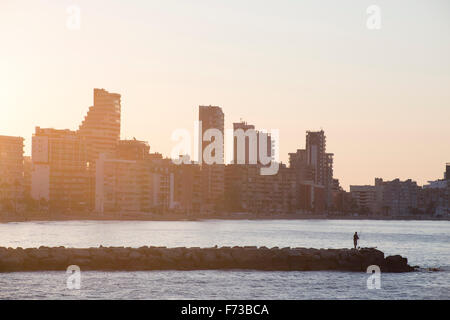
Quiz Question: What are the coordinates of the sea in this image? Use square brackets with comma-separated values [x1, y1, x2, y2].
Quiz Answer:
[0, 219, 449, 299]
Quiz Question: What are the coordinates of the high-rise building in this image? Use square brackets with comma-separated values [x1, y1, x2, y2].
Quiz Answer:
[78, 88, 122, 209]
[199, 105, 224, 164]
[305, 130, 333, 208]
[78, 88, 121, 164]
[0, 135, 24, 211]
[199, 106, 225, 212]
[232, 121, 272, 165]
[31, 127, 89, 211]
[288, 130, 334, 212]
[306, 131, 326, 184]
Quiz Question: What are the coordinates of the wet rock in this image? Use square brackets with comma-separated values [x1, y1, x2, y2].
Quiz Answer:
[383, 255, 413, 272]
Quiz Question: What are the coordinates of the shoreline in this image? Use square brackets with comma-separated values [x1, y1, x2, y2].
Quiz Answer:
[0, 211, 449, 223]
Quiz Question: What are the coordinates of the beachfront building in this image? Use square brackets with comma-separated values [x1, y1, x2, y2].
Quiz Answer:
[78, 88, 122, 209]
[419, 163, 450, 216]
[349, 185, 377, 214]
[31, 127, 89, 211]
[305, 130, 334, 209]
[288, 141, 329, 213]
[374, 178, 419, 216]
[232, 121, 272, 165]
[349, 178, 420, 216]
[29, 88, 122, 212]
[0, 135, 24, 211]
[95, 154, 175, 214]
[224, 163, 296, 214]
[78, 88, 121, 166]
[287, 130, 334, 213]
[95, 155, 140, 213]
[331, 181, 354, 215]
[172, 161, 202, 214]
[199, 106, 225, 213]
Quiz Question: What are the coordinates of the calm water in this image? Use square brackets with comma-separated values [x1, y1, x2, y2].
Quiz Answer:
[0, 219, 449, 299]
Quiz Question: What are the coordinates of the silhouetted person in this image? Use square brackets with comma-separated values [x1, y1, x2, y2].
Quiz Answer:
[353, 232, 359, 249]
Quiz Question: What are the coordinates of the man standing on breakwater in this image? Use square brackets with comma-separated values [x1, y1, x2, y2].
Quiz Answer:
[353, 232, 359, 249]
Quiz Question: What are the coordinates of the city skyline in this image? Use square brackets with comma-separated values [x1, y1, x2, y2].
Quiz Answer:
[1, 0, 450, 190]
[2, 87, 446, 216]
[2, 88, 446, 191]
[2, 84, 449, 191]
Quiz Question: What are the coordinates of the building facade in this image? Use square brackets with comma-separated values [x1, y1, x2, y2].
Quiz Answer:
[375, 178, 419, 216]
[419, 163, 450, 216]
[95, 154, 175, 214]
[78, 88, 122, 208]
[287, 130, 334, 213]
[31, 127, 89, 211]
[225, 163, 296, 214]
[199, 106, 225, 212]
[349, 185, 377, 214]
[232, 121, 272, 165]
[78, 88, 121, 164]
[305, 130, 334, 209]
[0, 135, 24, 211]
[172, 162, 202, 214]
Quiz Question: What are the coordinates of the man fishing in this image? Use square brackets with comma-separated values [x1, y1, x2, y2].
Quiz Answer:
[353, 232, 359, 249]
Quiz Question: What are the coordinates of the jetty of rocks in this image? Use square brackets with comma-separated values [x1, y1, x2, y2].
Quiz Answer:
[0, 246, 415, 273]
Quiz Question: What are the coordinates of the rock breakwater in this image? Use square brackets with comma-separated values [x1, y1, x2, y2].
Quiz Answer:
[0, 246, 415, 273]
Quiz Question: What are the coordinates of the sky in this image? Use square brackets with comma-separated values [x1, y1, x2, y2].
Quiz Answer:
[1, 0, 449, 190]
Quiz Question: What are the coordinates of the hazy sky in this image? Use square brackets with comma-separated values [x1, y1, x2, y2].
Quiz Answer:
[1, 0, 449, 190]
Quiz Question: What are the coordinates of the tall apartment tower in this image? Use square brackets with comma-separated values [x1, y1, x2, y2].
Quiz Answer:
[305, 130, 334, 209]
[199, 105, 224, 164]
[78, 88, 121, 209]
[306, 130, 326, 185]
[78, 88, 121, 166]
[198, 105, 225, 212]
[0, 135, 24, 207]
[232, 121, 272, 165]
